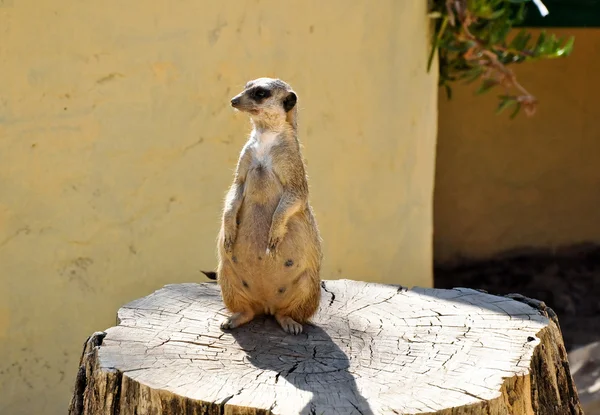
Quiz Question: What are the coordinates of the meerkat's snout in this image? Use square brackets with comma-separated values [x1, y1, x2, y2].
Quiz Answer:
[229, 90, 257, 114]
[230, 96, 241, 108]
[230, 79, 296, 113]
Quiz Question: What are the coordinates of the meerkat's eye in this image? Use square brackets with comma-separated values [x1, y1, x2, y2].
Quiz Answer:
[252, 87, 270, 100]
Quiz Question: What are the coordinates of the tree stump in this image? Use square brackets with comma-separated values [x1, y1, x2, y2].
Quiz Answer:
[68, 280, 583, 415]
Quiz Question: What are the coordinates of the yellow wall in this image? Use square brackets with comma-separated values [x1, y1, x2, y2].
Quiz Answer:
[435, 28, 600, 262]
[0, 1, 438, 413]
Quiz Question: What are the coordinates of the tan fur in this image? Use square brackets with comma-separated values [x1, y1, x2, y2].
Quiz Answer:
[215, 78, 322, 335]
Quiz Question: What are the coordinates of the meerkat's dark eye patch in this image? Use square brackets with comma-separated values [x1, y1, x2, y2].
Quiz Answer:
[250, 87, 271, 101]
[283, 92, 297, 112]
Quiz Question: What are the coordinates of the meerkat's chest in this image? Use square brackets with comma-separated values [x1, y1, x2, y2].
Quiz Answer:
[250, 132, 278, 168]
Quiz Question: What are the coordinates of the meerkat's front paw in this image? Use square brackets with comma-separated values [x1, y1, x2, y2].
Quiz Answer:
[266, 229, 286, 257]
[266, 236, 281, 257]
[223, 229, 237, 254]
[275, 315, 303, 335]
[222, 215, 238, 254]
[220, 311, 254, 331]
[224, 236, 235, 254]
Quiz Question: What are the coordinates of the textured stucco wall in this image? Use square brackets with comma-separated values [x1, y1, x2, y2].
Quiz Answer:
[435, 28, 600, 262]
[0, 1, 438, 413]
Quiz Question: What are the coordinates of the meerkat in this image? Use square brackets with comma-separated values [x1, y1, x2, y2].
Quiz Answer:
[204, 78, 322, 335]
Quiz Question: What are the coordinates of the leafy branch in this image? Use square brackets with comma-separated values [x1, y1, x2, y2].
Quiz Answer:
[428, 0, 574, 118]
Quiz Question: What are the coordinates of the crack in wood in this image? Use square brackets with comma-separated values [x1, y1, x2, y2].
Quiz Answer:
[218, 389, 243, 415]
[320, 281, 335, 306]
[349, 400, 365, 415]
[112, 371, 123, 415]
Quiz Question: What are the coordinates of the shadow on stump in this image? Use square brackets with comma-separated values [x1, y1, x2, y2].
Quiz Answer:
[231, 317, 373, 415]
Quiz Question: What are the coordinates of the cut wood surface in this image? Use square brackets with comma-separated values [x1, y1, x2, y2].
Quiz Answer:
[68, 280, 583, 415]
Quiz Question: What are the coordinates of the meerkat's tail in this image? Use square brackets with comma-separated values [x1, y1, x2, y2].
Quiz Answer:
[201, 271, 217, 280]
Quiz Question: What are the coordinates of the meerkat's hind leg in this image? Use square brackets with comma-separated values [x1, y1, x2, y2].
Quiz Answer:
[220, 311, 255, 331]
[275, 314, 303, 335]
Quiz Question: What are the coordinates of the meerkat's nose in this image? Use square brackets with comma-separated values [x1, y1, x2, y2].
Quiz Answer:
[231, 97, 241, 107]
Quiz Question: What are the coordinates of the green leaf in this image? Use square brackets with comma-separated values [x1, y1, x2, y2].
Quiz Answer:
[515, 4, 527, 24]
[427, 45, 438, 73]
[476, 79, 498, 95]
[510, 29, 531, 51]
[429, 0, 574, 118]
[457, 66, 484, 83]
[496, 97, 517, 115]
[427, 16, 449, 72]
[536, 32, 555, 55]
[556, 36, 575, 57]
[534, 31, 547, 53]
[445, 84, 453, 100]
[509, 102, 522, 119]
[488, 9, 505, 19]
[495, 24, 512, 44]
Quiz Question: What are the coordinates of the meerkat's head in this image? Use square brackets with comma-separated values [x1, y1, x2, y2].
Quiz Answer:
[230, 78, 298, 130]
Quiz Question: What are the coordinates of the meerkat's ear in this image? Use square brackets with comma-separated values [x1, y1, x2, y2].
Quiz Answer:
[283, 91, 297, 112]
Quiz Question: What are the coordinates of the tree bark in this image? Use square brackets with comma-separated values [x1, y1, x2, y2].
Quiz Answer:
[68, 280, 584, 415]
